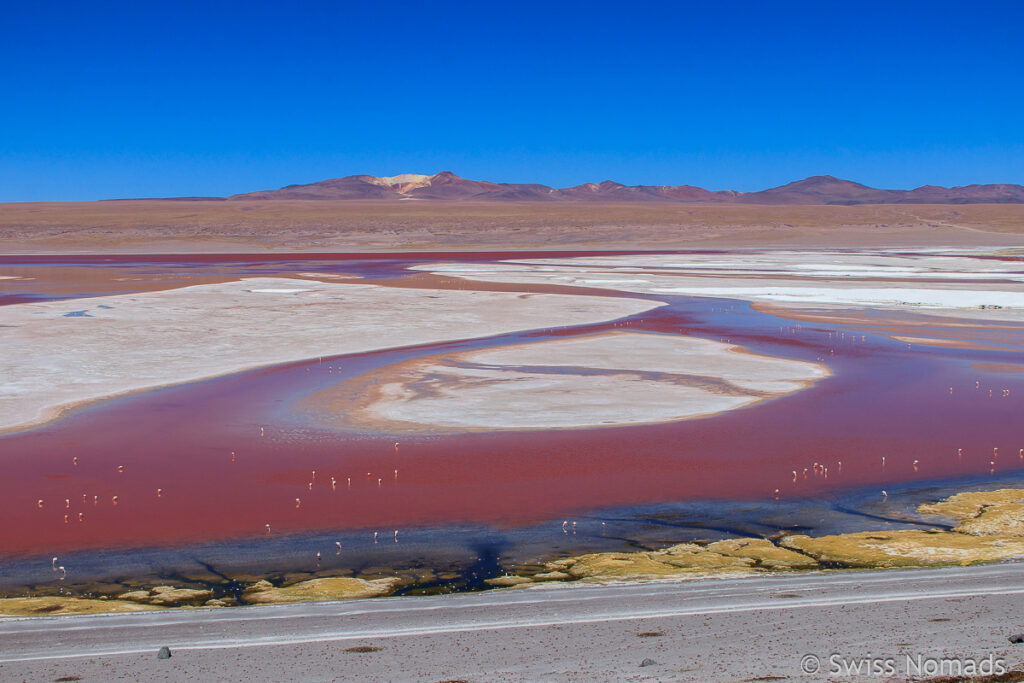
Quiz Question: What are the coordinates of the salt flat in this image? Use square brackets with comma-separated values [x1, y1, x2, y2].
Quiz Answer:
[0, 277, 660, 433]
[306, 331, 829, 431]
[415, 248, 1024, 321]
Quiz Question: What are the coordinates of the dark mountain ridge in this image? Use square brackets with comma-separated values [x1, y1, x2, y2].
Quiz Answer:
[225, 172, 1024, 204]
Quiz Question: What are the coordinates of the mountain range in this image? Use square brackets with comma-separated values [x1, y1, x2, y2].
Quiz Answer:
[224, 172, 1024, 204]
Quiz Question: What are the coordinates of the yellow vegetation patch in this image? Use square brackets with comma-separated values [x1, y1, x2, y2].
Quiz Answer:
[779, 530, 1024, 568]
[240, 577, 401, 605]
[0, 596, 161, 617]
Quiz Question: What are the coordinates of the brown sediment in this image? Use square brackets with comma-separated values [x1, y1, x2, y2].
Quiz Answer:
[972, 362, 1024, 375]
[752, 302, 1024, 351]
[4, 201, 1024, 254]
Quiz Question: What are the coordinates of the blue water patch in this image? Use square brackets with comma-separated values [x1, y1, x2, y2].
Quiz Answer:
[97, 304, 113, 309]
[62, 310, 93, 317]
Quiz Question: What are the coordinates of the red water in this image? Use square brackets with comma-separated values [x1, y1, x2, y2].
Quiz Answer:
[2, 254, 1023, 557]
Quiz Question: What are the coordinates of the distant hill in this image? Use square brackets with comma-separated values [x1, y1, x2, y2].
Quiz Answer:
[225, 172, 1024, 204]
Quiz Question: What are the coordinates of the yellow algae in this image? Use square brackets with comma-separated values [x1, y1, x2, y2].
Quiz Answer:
[0, 596, 161, 617]
[780, 530, 1024, 568]
[705, 538, 818, 570]
[918, 488, 1024, 523]
[240, 577, 400, 605]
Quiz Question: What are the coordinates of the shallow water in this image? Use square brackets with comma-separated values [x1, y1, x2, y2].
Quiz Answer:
[2, 252, 1023, 587]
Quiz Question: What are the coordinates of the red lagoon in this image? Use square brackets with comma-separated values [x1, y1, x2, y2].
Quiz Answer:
[1, 254, 1023, 557]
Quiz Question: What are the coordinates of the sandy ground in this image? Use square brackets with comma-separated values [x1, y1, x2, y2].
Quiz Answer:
[2, 564, 1023, 682]
[0, 277, 660, 433]
[307, 331, 829, 431]
[415, 248, 1024, 322]
[4, 200, 1024, 253]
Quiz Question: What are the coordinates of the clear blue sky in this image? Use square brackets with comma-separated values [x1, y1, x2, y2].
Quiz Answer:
[1, 1, 1022, 201]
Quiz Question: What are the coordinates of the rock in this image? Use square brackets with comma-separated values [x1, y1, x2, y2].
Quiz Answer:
[157, 646, 172, 659]
[1009, 634, 1024, 644]
[484, 575, 534, 587]
[204, 599, 227, 607]
[240, 577, 400, 605]
[640, 658, 657, 667]
[780, 530, 1024, 568]
[531, 571, 573, 581]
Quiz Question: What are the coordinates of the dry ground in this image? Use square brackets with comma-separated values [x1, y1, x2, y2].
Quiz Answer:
[2, 200, 1024, 253]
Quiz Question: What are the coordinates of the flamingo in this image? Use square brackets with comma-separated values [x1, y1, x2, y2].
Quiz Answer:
[394, 530, 399, 543]
[882, 490, 888, 498]
[311, 470, 316, 480]
[913, 459, 920, 472]
[773, 489, 780, 500]
[331, 477, 337, 491]
[117, 465, 125, 473]
[77, 512, 84, 522]
[394, 442, 399, 453]
[72, 457, 78, 466]
[112, 495, 118, 505]
[347, 477, 351, 488]
[37, 499, 44, 509]
[65, 498, 70, 509]
[64, 514, 69, 524]
[394, 469, 398, 479]
[57, 566, 66, 581]
[231, 451, 236, 462]
[377, 478, 382, 488]
[373, 532, 378, 544]
[266, 523, 272, 534]
[295, 497, 301, 509]
[335, 541, 342, 554]
[52, 557, 58, 571]
[260, 426, 264, 437]
[157, 488, 163, 497]
[561, 520, 568, 534]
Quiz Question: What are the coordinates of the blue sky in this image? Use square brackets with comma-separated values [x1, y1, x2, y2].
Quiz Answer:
[1, 1, 1022, 200]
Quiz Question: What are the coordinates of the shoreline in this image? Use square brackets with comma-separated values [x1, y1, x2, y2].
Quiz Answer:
[4, 483, 1023, 618]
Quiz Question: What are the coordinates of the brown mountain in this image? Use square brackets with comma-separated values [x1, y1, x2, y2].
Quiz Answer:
[226, 171, 1024, 204]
